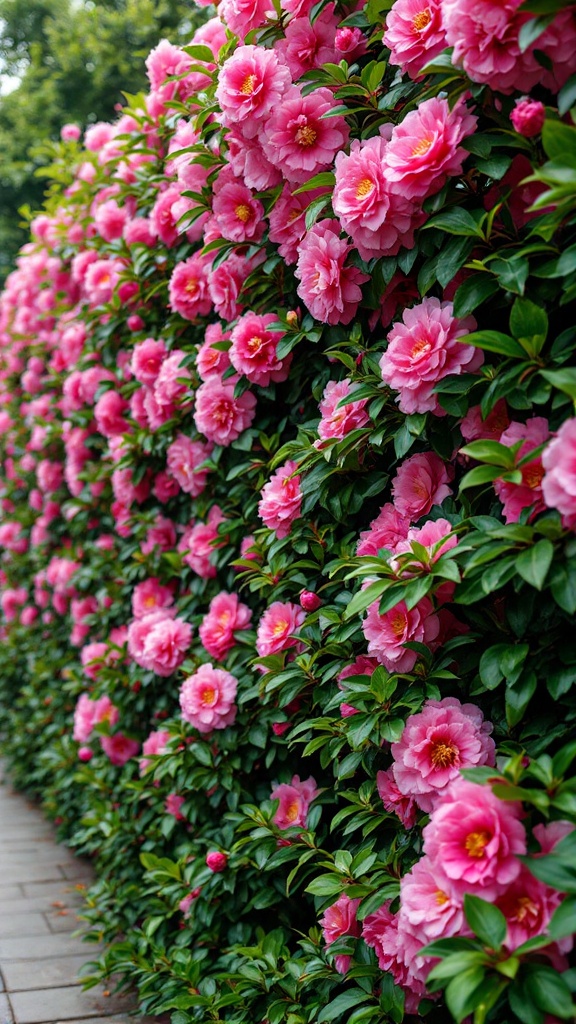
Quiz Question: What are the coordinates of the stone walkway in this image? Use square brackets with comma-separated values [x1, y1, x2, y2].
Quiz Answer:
[0, 764, 145, 1024]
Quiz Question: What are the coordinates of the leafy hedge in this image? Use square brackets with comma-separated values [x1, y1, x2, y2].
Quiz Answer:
[1, 1, 576, 1022]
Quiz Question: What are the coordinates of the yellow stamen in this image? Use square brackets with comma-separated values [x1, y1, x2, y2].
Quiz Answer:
[412, 8, 431, 31]
[464, 830, 491, 858]
[240, 73, 257, 95]
[295, 124, 317, 147]
[356, 177, 374, 199]
[411, 135, 433, 157]
[235, 203, 251, 223]
[430, 740, 459, 769]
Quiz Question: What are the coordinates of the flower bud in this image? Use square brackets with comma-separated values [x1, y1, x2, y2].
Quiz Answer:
[206, 851, 228, 872]
[299, 590, 322, 612]
[510, 97, 545, 138]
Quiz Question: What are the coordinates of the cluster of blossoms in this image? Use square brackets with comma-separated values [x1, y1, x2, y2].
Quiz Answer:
[0, 0, 575, 1018]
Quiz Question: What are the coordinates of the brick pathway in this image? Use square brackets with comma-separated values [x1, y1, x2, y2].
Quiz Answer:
[0, 764, 147, 1024]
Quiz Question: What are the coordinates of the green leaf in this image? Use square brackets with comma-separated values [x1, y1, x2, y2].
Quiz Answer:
[540, 367, 576, 400]
[506, 668, 537, 728]
[445, 968, 486, 1023]
[550, 562, 576, 614]
[426, 951, 489, 983]
[558, 73, 576, 118]
[459, 439, 517, 468]
[515, 539, 554, 590]
[453, 275, 499, 317]
[293, 171, 336, 193]
[524, 965, 576, 1018]
[518, 13, 554, 50]
[344, 580, 388, 620]
[464, 894, 507, 949]
[424, 207, 486, 238]
[509, 297, 548, 356]
[182, 43, 219, 63]
[305, 874, 343, 897]
[542, 120, 576, 163]
[549, 896, 576, 940]
[459, 464, 503, 491]
[318, 989, 372, 1022]
[461, 330, 526, 358]
[522, 853, 576, 894]
[491, 255, 529, 295]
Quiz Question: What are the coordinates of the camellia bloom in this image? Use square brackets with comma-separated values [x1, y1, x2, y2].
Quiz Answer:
[362, 596, 440, 673]
[166, 434, 213, 496]
[542, 418, 576, 530]
[198, 591, 252, 661]
[390, 697, 496, 812]
[258, 459, 303, 539]
[362, 904, 428, 1013]
[194, 378, 257, 446]
[212, 180, 265, 243]
[380, 298, 480, 415]
[383, 0, 447, 78]
[391, 451, 452, 521]
[270, 774, 319, 829]
[216, 45, 291, 138]
[100, 733, 140, 766]
[317, 379, 370, 443]
[511, 97, 546, 137]
[261, 87, 349, 184]
[376, 767, 418, 828]
[168, 255, 212, 320]
[274, 6, 339, 79]
[320, 893, 362, 975]
[139, 728, 171, 774]
[295, 220, 369, 326]
[130, 337, 167, 385]
[73, 694, 119, 743]
[256, 601, 305, 658]
[140, 616, 193, 677]
[132, 578, 174, 619]
[399, 854, 464, 943]
[229, 312, 290, 386]
[495, 865, 564, 952]
[178, 506, 226, 578]
[206, 851, 228, 871]
[493, 417, 550, 523]
[179, 663, 238, 732]
[357, 502, 410, 556]
[422, 777, 526, 899]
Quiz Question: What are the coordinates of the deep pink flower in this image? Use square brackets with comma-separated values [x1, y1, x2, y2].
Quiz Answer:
[320, 893, 362, 975]
[262, 87, 348, 184]
[295, 220, 369, 326]
[165, 793, 186, 820]
[206, 851, 228, 871]
[226, 128, 282, 191]
[317, 379, 370, 443]
[194, 378, 257, 446]
[337, 655, 377, 717]
[391, 451, 452, 521]
[377, 767, 419, 828]
[168, 256, 212, 320]
[274, 7, 339, 79]
[391, 697, 496, 812]
[208, 252, 252, 322]
[196, 323, 232, 381]
[142, 515, 177, 555]
[140, 729, 171, 774]
[270, 775, 319, 829]
[180, 663, 238, 732]
[542, 418, 576, 529]
[442, 0, 545, 93]
[198, 591, 252, 661]
[357, 502, 410, 556]
[380, 298, 480, 415]
[256, 601, 305, 658]
[154, 350, 191, 409]
[229, 313, 290, 387]
[460, 400, 510, 442]
[132, 578, 174, 619]
[384, 97, 476, 201]
[100, 733, 140, 766]
[258, 460, 303, 538]
[496, 866, 564, 951]
[362, 903, 428, 1011]
[494, 417, 550, 523]
[216, 45, 291, 138]
[393, 518, 458, 572]
[511, 97, 546, 137]
[422, 778, 526, 899]
[384, 0, 447, 78]
[212, 181, 265, 243]
[362, 596, 440, 673]
[94, 390, 130, 438]
[268, 185, 328, 265]
[166, 434, 213, 496]
[178, 506, 226, 578]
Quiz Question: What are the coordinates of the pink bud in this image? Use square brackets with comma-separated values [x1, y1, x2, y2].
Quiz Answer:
[206, 851, 228, 872]
[272, 722, 290, 736]
[299, 590, 322, 612]
[127, 315, 145, 331]
[78, 746, 93, 762]
[510, 97, 545, 138]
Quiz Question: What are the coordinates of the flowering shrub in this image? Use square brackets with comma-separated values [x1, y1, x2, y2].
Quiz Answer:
[0, 1, 576, 1022]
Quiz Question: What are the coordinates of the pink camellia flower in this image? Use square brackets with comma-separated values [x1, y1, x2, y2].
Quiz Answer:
[212, 180, 265, 243]
[295, 220, 369, 326]
[384, 0, 447, 78]
[337, 654, 377, 717]
[262, 87, 349, 184]
[393, 517, 458, 569]
[194, 378, 257, 446]
[206, 851, 228, 872]
[154, 350, 191, 409]
[495, 865, 565, 952]
[179, 888, 201, 915]
[165, 793, 186, 820]
[216, 45, 291, 139]
[61, 123, 81, 142]
[270, 775, 319, 829]
[78, 746, 93, 762]
[178, 506, 227, 578]
[320, 893, 362, 975]
[208, 251, 252, 322]
[142, 515, 177, 555]
[100, 732, 140, 766]
[73, 693, 119, 743]
[511, 97, 546, 137]
[317, 379, 370, 443]
[400, 854, 464, 943]
[376, 767, 419, 828]
[168, 256, 212, 320]
[166, 434, 213, 496]
[229, 313, 290, 387]
[493, 417, 550, 524]
[274, 6, 339, 79]
[390, 697, 496, 812]
[300, 590, 322, 612]
[256, 601, 305, 658]
[139, 728, 171, 774]
[198, 591, 252, 661]
[391, 451, 453, 521]
[333, 135, 424, 261]
[140, 616, 193, 677]
[362, 596, 440, 673]
[128, 609, 175, 665]
[383, 96, 477, 201]
[542, 418, 576, 529]
[357, 502, 410, 556]
[132, 578, 174, 619]
[226, 127, 282, 191]
[94, 390, 130, 438]
[380, 298, 480, 415]
[258, 460, 303, 539]
[362, 904, 428, 1013]
[422, 777, 527, 899]
[460, 400, 510, 442]
[268, 185, 329, 265]
[335, 26, 367, 60]
[179, 663, 238, 732]
[196, 323, 232, 381]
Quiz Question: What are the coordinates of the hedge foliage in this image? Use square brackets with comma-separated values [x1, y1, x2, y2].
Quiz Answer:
[1, 1, 576, 1022]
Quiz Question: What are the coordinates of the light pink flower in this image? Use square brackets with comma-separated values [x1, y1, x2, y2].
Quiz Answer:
[94, 390, 130, 438]
[391, 697, 496, 812]
[196, 323, 232, 381]
[165, 793, 186, 820]
[391, 451, 452, 521]
[226, 128, 282, 191]
[511, 97, 546, 137]
[262, 87, 348, 184]
[139, 729, 171, 774]
[256, 601, 305, 657]
[229, 313, 290, 387]
[154, 350, 191, 409]
[208, 252, 251, 322]
[317, 379, 370, 443]
[384, 96, 476, 201]
[268, 185, 329, 265]
[422, 778, 526, 900]
[61, 123, 81, 141]
[166, 434, 213, 496]
[320, 893, 362, 975]
[380, 298, 480, 415]
[138, 616, 192, 677]
[219, 0, 272, 39]
[357, 503, 410, 556]
[270, 775, 319, 829]
[178, 506, 226, 578]
[168, 256, 212, 320]
[362, 596, 440, 673]
[80, 642, 108, 681]
[258, 460, 303, 538]
[73, 693, 119, 743]
[542, 418, 576, 529]
[132, 578, 174, 619]
[295, 220, 369, 326]
[400, 855, 464, 944]
[199, 591, 252, 661]
[100, 733, 139, 766]
[384, 0, 447, 78]
[212, 181, 265, 243]
[362, 903, 428, 1011]
[194, 378, 257, 446]
[460, 400, 510, 442]
[377, 767, 419, 828]
[393, 518, 458, 571]
[179, 663, 238, 732]
[494, 417, 550, 524]
[216, 45, 291, 139]
[274, 6, 339, 79]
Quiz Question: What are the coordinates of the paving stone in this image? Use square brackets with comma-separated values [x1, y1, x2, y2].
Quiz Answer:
[0, 935, 97, 962]
[45, 910, 83, 934]
[9, 984, 133, 1023]
[20, 883, 87, 902]
[0, 917, 51, 940]
[0, 894, 83, 918]
[2, 955, 90, 992]
[0, 992, 13, 1024]
[58, 863, 94, 883]
[0, 866, 65, 885]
